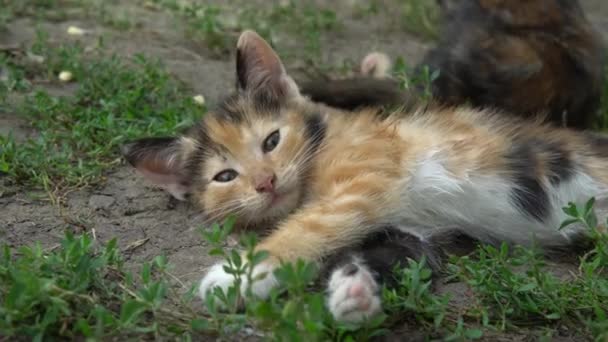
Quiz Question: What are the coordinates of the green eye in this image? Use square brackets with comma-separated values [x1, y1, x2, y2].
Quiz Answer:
[263, 130, 280, 153]
[213, 169, 238, 182]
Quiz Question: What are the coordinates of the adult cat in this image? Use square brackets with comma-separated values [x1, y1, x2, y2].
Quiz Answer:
[300, 0, 605, 129]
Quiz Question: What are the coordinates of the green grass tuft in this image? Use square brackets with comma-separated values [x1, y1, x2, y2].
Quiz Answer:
[0, 35, 203, 193]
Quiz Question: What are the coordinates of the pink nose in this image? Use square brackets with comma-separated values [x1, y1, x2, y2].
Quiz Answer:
[255, 174, 276, 193]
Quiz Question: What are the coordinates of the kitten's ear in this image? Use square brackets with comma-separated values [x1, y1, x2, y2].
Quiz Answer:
[235, 30, 300, 100]
[121, 136, 197, 200]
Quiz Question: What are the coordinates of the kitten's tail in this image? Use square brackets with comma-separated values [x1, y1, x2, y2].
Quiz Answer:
[298, 77, 415, 111]
[298, 52, 421, 111]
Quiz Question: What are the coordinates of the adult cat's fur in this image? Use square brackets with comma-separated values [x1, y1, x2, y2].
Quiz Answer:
[123, 31, 608, 323]
[300, 0, 605, 129]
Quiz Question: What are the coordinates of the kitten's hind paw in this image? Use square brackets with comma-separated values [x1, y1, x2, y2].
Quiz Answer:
[327, 261, 383, 324]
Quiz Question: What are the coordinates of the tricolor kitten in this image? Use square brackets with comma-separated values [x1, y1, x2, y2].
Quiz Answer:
[123, 31, 608, 324]
[300, 0, 605, 129]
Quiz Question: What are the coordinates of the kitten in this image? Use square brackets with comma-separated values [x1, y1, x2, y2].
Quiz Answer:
[300, 0, 606, 129]
[122, 31, 608, 324]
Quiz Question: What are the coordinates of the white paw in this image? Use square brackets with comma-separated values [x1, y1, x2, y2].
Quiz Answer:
[327, 261, 383, 324]
[360, 52, 392, 79]
[198, 263, 235, 301]
[198, 260, 279, 303]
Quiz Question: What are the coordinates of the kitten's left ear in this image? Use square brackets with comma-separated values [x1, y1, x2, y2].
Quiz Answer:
[236, 30, 301, 101]
[121, 136, 197, 200]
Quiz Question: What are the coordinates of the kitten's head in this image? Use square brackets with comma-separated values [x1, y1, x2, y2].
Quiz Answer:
[121, 31, 325, 227]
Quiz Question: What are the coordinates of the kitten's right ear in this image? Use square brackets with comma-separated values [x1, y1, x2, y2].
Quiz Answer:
[235, 30, 300, 101]
[121, 136, 197, 200]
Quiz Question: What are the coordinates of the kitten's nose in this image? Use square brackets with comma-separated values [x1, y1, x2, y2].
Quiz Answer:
[255, 174, 276, 193]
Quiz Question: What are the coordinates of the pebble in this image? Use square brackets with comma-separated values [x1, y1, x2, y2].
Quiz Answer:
[193, 94, 205, 106]
[58, 71, 73, 82]
[67, 26, 86, 36]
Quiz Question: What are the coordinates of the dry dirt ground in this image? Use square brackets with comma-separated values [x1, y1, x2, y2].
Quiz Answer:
[2, 1, 608, 340]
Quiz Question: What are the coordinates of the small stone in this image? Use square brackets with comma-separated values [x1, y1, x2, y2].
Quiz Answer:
[67, 26, 85, 36]
[89, 195, 115, 210]
[58, 71, 73, 82]
[193, 94, 205, 105]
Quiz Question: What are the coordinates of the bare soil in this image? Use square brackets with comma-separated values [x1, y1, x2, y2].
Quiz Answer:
[1, 1, 607, 340]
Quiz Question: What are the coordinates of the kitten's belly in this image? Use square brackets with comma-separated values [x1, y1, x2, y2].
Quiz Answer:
[394, 161, 606, 247]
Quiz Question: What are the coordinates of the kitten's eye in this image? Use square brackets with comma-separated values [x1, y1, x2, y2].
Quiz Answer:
[262, 130, 280, 153]
[213, 169, 238, 182]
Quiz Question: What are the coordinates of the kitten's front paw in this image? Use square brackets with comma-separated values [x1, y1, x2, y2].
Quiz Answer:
[327, 261, 382, 324]
[198, 260, 279, 303]
[199, 263, 235, 301]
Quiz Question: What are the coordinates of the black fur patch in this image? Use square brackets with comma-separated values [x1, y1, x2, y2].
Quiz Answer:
[305, 113, 326, 152]
[506, 142, 550, 222]
[540, 140, 574, 186]
[215, 93, 281, 124]
[320, 229, 442, 289]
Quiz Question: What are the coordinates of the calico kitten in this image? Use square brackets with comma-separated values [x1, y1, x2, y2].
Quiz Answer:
[123, 31, 608, 324]
[300, 0, 605, 129]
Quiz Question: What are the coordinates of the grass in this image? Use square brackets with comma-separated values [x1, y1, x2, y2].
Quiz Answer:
[0, 32, 202, 195]
[2, 0, 608, 340]
[3, 200, 608, 340]
[401, 0, 440, 40]
[449, 199, 608, 339]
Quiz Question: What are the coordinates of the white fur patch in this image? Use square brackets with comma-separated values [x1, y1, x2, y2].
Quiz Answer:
[327, 261, 382, 324]
[396, 151, 607, 246]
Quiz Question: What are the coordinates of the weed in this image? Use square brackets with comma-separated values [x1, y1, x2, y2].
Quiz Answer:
[449, 198, 608, 338]
[0, 35, 202, 192]
[401, 0, 440, 40]
[0, 232, 208, 340]
[392, 57, 440, 101]
[383, 257, 449, 328]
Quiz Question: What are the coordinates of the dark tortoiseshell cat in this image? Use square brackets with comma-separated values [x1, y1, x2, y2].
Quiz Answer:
[300, 0, 605, 129]
[123, 30, 608, 323]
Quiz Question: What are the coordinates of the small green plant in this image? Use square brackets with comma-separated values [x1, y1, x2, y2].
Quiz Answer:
[0, 232, 208, 340]
[0, 35, 203, 193]
[450, 198, 608, 338]
[392, 57, 440, 101]
[401, 0, 440, 40]
[383, 257, 449, 328]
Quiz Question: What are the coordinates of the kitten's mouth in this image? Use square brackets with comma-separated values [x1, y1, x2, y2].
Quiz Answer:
[265, 188, 294, 209]
[269, 192, 285, 206]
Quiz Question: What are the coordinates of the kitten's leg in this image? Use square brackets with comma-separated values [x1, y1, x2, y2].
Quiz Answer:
[324, 227, 480, 324]
[199, 182, 399, 301]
